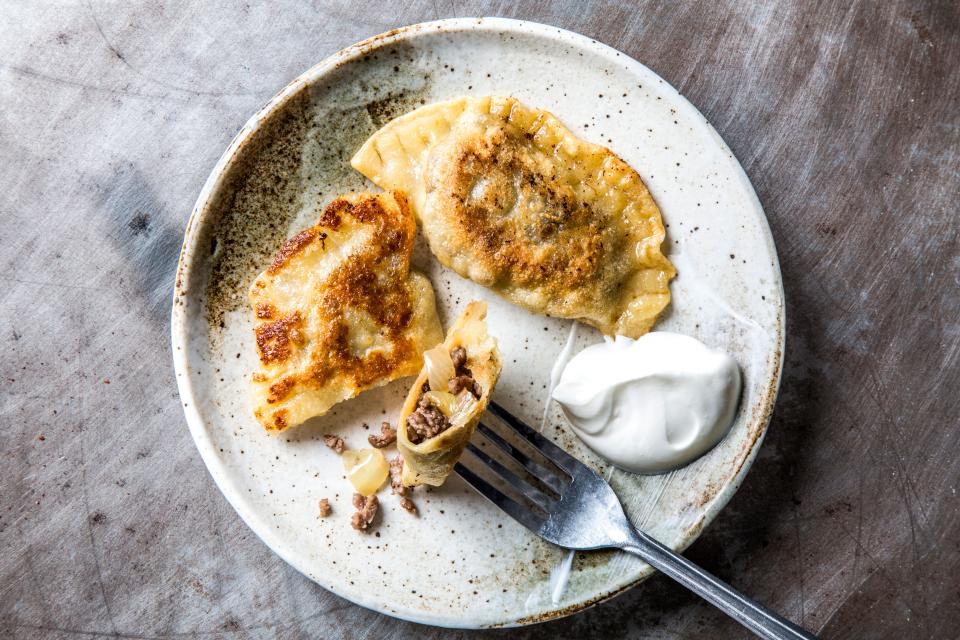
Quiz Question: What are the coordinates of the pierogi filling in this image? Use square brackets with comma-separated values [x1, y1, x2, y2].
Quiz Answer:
[405, 346, 481, 444]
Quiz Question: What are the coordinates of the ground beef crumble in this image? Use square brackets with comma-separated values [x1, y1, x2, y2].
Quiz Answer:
[318, 498, 331, 517]
[406, 393, 450, 444]
[350, 493, 378, 531]
[449, 346, 481, 397]
[448, 374, 482, 398]
[368, 421, 397, 448]
[389, 457, 417, 514]
[323, 434, 345, 454]
[450, 346, 467, 370]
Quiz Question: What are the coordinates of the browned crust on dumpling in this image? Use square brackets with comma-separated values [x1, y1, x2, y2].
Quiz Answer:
[432, 124, 611, 293]
[301, 211, 417, 390]
[267, 228, 320, 274]
[351, 96, 675, 338]
[250, 192, 443, 431]
[254, 311, 305, 364]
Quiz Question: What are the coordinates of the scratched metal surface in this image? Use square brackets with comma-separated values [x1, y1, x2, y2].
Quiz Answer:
[1, 1, 957, 638]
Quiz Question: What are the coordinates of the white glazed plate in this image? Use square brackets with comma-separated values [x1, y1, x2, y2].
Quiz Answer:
[172, 18, 784, 628]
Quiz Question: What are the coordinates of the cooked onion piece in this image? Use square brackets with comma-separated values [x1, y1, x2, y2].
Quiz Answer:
[423, 346, 456, 392]
[342, 448, 389, 496]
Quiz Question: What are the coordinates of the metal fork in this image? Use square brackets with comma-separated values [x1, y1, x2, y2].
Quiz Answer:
[454, 402, 816, 640]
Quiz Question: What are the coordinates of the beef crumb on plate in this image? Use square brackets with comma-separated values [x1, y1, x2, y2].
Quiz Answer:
[351, 493, 378, 531]
[368, 421, 397, 448]
[323, 434, 345, 454]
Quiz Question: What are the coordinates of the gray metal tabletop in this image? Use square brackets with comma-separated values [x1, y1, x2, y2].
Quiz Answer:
[2, 2, 958, 638]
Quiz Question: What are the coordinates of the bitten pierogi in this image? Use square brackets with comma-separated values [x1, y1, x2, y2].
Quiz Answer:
[397, 301, 501, 487]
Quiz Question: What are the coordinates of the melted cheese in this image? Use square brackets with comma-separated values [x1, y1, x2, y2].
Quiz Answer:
[249, 192, 443, 432]
[352, 96, 676, 338]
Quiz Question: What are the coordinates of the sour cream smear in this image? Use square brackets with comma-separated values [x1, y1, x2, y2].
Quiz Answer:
[551, 332, 741, 474]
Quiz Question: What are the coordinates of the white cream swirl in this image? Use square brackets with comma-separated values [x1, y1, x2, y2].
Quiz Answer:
[551, 332, 741, 474]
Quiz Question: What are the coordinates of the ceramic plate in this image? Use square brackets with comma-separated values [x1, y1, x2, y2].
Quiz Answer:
[172, 18, 784, 628]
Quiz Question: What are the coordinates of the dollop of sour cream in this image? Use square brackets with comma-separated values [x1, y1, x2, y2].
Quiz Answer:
[551, 332, 741, 474]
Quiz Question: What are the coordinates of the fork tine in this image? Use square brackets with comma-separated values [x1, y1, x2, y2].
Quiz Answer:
[487, 402, 580, 474]
[454, 462, 546, 534]
[477, 423, 567, 494]
[464, 442, 553, 511]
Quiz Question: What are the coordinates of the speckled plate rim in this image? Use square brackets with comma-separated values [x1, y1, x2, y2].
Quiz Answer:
[171, 17, 785, 629]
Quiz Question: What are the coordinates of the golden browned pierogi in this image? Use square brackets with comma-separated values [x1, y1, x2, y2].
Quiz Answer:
[249, 192, 443, 432]
[352, 96, 675, 337]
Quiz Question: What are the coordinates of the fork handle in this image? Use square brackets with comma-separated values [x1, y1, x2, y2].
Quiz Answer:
[621, 530, 816, 640]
